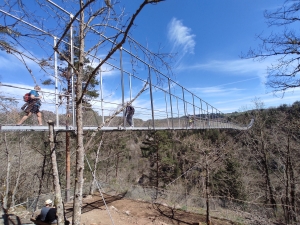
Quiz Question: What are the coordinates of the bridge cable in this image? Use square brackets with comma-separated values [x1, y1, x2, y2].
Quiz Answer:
[84, 152, 116, 225]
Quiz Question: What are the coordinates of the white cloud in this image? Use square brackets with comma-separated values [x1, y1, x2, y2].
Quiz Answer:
[168, 18, 196, 56]
[191, 86, 244, 95]
[180, 58, 268, 76]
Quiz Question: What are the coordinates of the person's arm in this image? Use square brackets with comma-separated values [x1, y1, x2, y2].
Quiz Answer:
[30, 90, 41, 100]
[30, 94, 41, 100]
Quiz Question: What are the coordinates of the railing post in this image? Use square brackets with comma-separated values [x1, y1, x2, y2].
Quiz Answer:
[211, 107, 214, 128]
[99, 63, 104, 124]
[164, 92, 169, 128]
[70, 14, 75, 128]
[176, 97, 180, 128]
[182, 87, 187, 128]
[168, 78, 174, 129]
[54, 37, 59, 127]
[207, 103, 210, 128]
[200, 99, 203, 129]
[148, 66, 155, 129]
[192, 94, 195, 128]
[120, 47, 126, 128]
[129, 72, 133, 127]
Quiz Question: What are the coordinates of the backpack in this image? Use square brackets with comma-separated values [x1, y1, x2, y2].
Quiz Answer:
[23, 93, 31, 102]
[127, 106, 135, 115]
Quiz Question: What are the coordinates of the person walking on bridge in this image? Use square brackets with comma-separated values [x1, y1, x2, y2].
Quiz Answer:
[17, 85, 43, 125]
[125, 102, 135, 127]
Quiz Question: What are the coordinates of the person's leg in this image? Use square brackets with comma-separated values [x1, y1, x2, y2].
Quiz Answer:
[17, 112, 32, 125]
[126, 115, 132, 126]
[21, 102, 28, 111]
[36, 112, 43, 125]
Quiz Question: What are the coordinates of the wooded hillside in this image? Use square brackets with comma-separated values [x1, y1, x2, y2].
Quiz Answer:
[1, 101, 299, 224]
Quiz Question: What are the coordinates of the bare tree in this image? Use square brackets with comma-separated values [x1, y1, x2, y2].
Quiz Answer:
[11, 135, 24, 207]
[243, 100, 277, 212]
[48, 120, 65, 225]
[2, 1, 170, 224]
[244, 0, 300, 93]
[2, 133, 11, 210]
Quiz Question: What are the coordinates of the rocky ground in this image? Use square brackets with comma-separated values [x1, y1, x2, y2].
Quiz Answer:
[5, 193, 279, 225]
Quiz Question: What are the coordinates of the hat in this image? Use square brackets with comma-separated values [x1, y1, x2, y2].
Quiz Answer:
[34, 85, 41, 91]
[45, 199, 52, 205]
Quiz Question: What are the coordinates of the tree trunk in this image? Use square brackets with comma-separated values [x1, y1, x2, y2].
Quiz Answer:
[48, 121, 64, 225]
[3, 133, 11, 209]
[72, 1, 85, 223]
[205, 154, 211, 225]
[155, 133, 159, 199]
[115, 153, 119, 178]
[11, 136, 23, 207]
[261, 130, 276, 211]
[65, 77, 71, 203]
[289, 155, 296, 223]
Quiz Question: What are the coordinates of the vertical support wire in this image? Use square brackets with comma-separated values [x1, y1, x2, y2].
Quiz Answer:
[99, 62, 104, 124]
[176, 97, 180, 128]
[206, 103, 210, 128]
[168, 78, 174, 129]
[148, 66, 155, 129]
[164, 92, 169, 128]
[200, 99, 203, 129]
[70, 14, 75, 128]
[54, 37, 59, 127]
[211, 106, 215, 127]
[129, 71, 133, 127]
[120, 47, 126, 128]
[182, 87, 187, 128]
[192, 94, 195, 128]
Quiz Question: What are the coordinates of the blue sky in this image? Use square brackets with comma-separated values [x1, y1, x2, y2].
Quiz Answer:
[0, 0, 299, 119]
[124, 0, 299, 113]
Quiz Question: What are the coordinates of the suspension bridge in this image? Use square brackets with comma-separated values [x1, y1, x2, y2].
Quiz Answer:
[0, 1, 253, 133]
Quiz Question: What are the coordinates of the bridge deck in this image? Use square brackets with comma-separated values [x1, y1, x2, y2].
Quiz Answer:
[0, 121, 253, 132]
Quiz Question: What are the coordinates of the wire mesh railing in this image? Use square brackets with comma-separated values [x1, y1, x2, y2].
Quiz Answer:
[0, 2, 252, 131]
[0, 83, 251, 131]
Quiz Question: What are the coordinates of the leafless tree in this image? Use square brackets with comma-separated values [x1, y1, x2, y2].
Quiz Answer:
[2, 1, 173, 223]
[243, 100, 277, 212]
[244, 0, 300, 93]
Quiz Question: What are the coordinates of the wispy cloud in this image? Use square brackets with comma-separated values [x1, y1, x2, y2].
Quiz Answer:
[168, 18, 196, 59]
[190, 86, 244, 95]
[177, 58, 273, 87]
[179, 58, 268, 75]
[215, 87, 300, 113]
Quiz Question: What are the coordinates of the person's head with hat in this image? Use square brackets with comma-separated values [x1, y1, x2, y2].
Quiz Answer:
[44, 199, 53, 207]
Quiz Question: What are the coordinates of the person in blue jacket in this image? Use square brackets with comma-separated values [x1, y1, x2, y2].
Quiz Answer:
[35, 199, 57, 224]
[17, 85, 43, 125]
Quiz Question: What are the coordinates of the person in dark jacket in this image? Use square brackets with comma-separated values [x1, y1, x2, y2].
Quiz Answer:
[37, 199, 57, 224]
[125, 103, 135, 127]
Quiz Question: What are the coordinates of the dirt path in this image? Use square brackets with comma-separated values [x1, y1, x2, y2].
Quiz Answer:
[64, 194, 235, 225]
[5, 194, 236, 225]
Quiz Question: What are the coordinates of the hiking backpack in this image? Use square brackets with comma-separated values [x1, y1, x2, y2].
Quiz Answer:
[23, 93, 31, 102]
[127, 106, 135, 115]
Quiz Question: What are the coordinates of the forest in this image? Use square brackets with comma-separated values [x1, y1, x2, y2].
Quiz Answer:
[1, 100, 299, 225]
[2, 0, 300, 224]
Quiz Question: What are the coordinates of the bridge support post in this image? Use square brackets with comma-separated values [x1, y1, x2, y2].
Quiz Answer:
[148, 66, 155, 129]
[168, 78, 174, 129]
[120, 47, 126, 128]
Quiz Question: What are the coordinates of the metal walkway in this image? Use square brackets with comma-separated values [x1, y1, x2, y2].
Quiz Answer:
[0, 2, 253, 132]
[0, 119, 254, 132]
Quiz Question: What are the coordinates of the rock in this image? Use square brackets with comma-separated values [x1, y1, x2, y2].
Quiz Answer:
[84, 195, 93, 199]
[110, 206, 118, 212]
